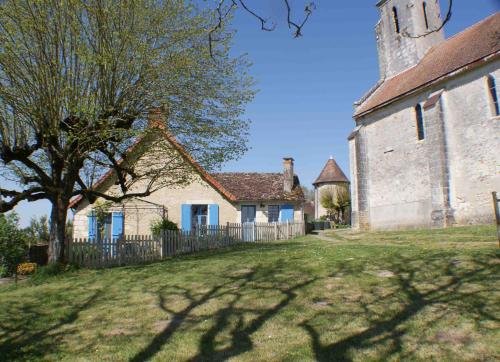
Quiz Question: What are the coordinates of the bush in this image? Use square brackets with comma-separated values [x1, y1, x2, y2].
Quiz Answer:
[150, 218, 179, 237]
[0, 265, 6, 278]
[0, 212, 28, 276]
[17, 262, 37, 275]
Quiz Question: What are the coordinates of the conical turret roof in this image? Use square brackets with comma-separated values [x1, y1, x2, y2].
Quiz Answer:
[313, 157, 349, 185]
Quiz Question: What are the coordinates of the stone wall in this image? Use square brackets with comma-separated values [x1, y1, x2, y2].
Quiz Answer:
[376, 0, 444, 78]
[350, 59, 500, 229]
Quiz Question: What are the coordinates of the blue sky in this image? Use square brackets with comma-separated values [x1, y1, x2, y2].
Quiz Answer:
[6, 0, 500, 226]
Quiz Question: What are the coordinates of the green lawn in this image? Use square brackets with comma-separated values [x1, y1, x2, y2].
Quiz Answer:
[1, 226, 499, 361]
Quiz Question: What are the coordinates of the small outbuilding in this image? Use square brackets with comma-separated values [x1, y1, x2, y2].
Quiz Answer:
[313, 157, 350, 221]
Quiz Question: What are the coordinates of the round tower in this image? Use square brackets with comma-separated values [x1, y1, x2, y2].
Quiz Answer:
[313, 157, 350, 221]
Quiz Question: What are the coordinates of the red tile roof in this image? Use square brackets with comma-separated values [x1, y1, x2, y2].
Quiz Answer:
[211, 173, 304, 202]
[354, 12, 500, 118]
[313, 158, 349, 185]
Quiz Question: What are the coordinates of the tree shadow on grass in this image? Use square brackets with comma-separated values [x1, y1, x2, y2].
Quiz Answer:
[0, 289, 102, 360]
[299, 253, 499, 361]
[131, 261, 317, 362]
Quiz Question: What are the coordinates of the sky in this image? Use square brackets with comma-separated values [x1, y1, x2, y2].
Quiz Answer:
[5, 0, 500, 226]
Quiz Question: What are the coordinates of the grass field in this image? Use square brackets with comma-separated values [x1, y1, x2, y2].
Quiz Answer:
[0, 225, 499, 361]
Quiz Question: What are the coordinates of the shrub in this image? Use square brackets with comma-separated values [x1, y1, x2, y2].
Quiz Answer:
[0, 212, 28, 276]
[17, 262, 37, 275]
[151, 219, 179, 237]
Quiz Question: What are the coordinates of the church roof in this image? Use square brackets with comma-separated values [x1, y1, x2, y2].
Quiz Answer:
[354, 12, 500, 118]
[313, 158, 349, 185]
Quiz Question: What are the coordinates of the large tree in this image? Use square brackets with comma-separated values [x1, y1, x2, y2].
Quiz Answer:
[0, 0, 254, 262]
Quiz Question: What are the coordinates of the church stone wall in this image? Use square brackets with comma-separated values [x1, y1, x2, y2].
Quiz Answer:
[351, 58, 500, 229]
[443, 61, 500, 224]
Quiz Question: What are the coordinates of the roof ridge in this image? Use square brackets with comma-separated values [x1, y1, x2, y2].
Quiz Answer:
[444, 11, 499, 43]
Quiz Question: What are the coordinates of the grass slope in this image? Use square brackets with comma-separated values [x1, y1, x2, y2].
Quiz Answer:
[0, 226, 499, 361]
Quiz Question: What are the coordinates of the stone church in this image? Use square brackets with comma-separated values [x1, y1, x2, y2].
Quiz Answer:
[350, 1, 500, 230]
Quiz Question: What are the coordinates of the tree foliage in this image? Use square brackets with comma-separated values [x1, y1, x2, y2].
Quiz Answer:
[25, 215, 50, 244]
[0, 212, 28, 276]
[0, 0, 254, 262]
[320, 187, 350, 224]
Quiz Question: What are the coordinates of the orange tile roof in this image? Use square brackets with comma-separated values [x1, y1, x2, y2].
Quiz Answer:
[354, 12, 500, 118]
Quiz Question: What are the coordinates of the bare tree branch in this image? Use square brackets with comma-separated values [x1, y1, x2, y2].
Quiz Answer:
[208, 0, 315, 57]
[0, 187, 47, 212]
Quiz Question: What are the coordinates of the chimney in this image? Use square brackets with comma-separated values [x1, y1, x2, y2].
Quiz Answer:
[283, 157, 294, 193]
[147, 106, 169, 129]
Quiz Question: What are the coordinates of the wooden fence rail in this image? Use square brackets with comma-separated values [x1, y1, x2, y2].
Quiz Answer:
[66, 221, 305, 268]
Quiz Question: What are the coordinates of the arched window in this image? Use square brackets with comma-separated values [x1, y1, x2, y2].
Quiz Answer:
[415, 104, 425, 140]
[487, 75, 500, 116]
[392, 7, 400, 34]
[423, 2, 429, 29]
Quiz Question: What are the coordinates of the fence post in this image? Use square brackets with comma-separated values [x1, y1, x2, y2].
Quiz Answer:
[66, 238, 71, 264]
[286, 220, 290, 240]
[493, 192, 500, 247]
[161, 230, 165, 259]
[117, 237, 122, 266]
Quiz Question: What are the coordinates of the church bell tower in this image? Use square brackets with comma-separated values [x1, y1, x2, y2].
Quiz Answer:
[375, 0, 445, 79]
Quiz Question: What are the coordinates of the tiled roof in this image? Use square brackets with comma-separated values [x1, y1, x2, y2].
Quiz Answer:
[354, 12, 500, 118]
[313, 158, 349, 185]
[211, 173, 305, 202]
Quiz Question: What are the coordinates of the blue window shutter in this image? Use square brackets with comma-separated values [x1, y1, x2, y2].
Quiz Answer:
[209, 204, 219, 226]
[280, 204, 294, 222]
[112, 212, 124, 240]
[181, 204, 192, 231]
[88, 214, 97, 241]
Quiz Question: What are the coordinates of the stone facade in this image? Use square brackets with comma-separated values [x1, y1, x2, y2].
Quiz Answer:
[350, 61, 500, 230]
[350, 2, 500, 230]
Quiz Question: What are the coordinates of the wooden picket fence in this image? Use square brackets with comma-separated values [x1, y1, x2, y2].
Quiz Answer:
[66, 221, 305, 268]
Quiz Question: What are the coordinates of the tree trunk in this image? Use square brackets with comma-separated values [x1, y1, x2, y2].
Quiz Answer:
[48, 198, 69, 263]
